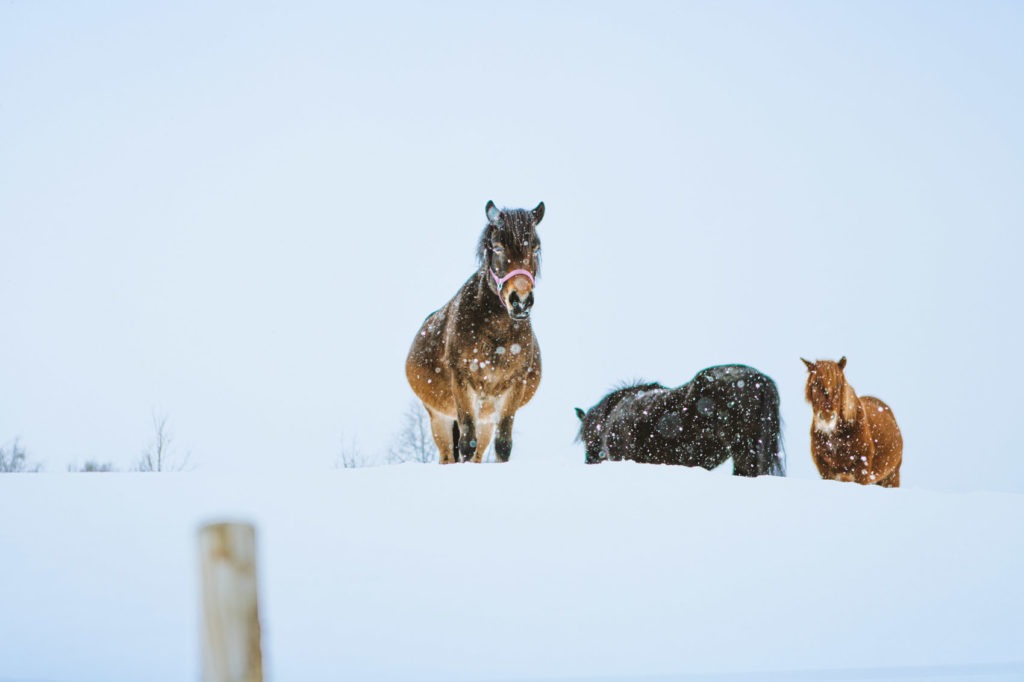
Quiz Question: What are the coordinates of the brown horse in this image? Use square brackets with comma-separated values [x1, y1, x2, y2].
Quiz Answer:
[405, 200, 544, 463]
[802, 357, 903, 487]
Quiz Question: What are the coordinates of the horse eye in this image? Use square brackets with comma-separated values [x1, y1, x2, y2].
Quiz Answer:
[492, 245, 504, 253]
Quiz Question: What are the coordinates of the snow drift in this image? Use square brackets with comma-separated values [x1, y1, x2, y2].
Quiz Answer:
[1, 461, 1021, 681]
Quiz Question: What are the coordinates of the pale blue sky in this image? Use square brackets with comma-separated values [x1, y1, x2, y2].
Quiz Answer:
[2, 2, 1022, 490]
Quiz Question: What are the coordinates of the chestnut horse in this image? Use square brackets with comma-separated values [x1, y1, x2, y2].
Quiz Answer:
[576, 365, 785, 476]
[406, 200, 544, 463]
[802, 357, 903, 487]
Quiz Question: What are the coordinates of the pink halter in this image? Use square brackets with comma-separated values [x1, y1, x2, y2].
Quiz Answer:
[491, 268, 535, 290]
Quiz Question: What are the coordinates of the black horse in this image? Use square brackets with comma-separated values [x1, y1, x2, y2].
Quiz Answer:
[575, 365, 785, 476]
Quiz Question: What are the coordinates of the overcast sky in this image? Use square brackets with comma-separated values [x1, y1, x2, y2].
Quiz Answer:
[2, 2, 1022, 491]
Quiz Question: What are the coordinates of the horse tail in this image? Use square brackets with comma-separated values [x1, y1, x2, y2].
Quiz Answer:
[760, 379, 786, 476]
[451, 420, 461, 463]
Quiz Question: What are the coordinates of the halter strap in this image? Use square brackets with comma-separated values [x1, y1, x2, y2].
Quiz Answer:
[491, 268, 535, 290]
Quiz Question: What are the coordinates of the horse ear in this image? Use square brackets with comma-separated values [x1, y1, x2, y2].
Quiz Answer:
[532, 201, 545, 225]
[838, 356, 847, 370]
[486, 200, 502, 225]
[801, 358, 814, 372]
[575, 407, 586, 422]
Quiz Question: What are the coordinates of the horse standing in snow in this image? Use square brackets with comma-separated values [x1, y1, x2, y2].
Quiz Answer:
[406, 201, 544, 463]
[802, 357, 903, 487]
[575, 365, 785, 476]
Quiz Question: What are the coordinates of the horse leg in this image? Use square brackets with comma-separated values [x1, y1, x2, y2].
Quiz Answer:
[427, 408, 457, 465]
[494, 414, 515, 463]
[878, 468, 900, 488]
[732, 391, 783, 477]
[732, 432, 771, 477]
[455, 409, 479, 463]
[470, 421, 496, 463]
[731, 447, 762, 477]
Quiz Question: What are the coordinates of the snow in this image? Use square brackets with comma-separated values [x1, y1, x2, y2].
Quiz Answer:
[1, 460, 1022, 681]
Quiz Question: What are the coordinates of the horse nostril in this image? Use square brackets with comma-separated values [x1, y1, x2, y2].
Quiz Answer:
[525, 292, 534, 309]
[509, 291, 522, 310]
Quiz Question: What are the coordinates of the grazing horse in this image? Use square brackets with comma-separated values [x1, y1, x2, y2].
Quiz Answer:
[802, 357, 903, 487]
[406, 200, 544, 463]
[575, 365, 785, 476]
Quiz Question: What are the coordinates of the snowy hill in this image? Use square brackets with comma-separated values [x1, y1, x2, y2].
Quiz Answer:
[1, 461, 1022, 682]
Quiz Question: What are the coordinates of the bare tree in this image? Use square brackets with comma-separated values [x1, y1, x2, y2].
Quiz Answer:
[68, 460, 117, 472]
[135, 413, 192, 472]
[334, 434, 373, 469]
[0, 439, 42, 473]
[387, 401, 436, 464]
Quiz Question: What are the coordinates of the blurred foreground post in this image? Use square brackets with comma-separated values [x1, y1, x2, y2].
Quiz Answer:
[199, 522, 264, 682]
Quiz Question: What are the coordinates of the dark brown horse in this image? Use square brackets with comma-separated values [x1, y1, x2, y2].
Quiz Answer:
[802, 357, 903, 487]
[406, 201, 544, 463]
[576, 365, 785, 476]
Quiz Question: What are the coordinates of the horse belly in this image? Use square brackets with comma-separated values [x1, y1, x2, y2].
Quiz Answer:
[862, 396, 903, 474]
[471, 342, 540, 412]
[489, 342, 541, 411]
[406, 311, 457, 415]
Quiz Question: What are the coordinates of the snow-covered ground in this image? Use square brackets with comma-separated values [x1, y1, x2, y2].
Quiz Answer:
[1, 460, 1022, 682]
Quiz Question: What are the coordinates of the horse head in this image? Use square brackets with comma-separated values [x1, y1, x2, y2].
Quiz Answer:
[802, 356, 858, 432]
[478, 200, 544, 320]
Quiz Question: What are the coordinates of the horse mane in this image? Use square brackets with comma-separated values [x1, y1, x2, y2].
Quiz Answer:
[610, 379, 662, 392]
[574, 380, 663, 443]
[476, 208, 541, 275]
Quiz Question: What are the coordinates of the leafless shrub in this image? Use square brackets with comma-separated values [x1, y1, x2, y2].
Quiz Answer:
[134, 413, 192, 472]
[68, 460, 117, 472]
[0, 439, 42, 473]
[387, 401, 436, 464]
[334, 434, 374, 469]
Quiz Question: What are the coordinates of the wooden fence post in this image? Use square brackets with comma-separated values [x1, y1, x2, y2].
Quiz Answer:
[199, 522, 264, 682]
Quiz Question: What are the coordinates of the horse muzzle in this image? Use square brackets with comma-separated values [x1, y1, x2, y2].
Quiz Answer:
[508, 290, 534, 320]
[814, 411, 839, 434]
[491, 268, 536, 320]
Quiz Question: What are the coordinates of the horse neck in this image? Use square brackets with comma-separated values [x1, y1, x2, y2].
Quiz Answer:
[838, 380, 865, 428]
[850, 401, 875, 445]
